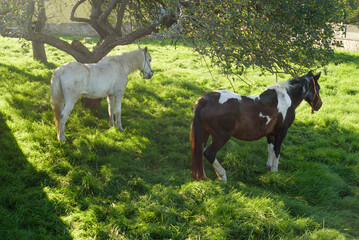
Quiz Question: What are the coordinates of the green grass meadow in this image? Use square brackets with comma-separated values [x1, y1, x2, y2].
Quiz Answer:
[0, 36, 358, 239]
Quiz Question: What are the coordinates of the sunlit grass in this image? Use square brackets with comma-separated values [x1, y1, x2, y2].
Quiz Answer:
[0, 36, 358, 239]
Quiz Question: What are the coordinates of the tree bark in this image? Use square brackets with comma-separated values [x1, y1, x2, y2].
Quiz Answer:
[31, 0, 47, 63]
[81, 97, 102, 108]
[32, 41, 47, 63]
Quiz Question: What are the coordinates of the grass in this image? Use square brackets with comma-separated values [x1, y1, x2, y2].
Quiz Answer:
[0, 35, 358, 239]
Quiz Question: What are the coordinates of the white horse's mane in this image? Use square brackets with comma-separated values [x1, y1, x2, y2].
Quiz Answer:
[100, 49, 145, 74]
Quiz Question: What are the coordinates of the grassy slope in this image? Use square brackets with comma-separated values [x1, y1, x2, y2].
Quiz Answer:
[0, 36, 358, 240]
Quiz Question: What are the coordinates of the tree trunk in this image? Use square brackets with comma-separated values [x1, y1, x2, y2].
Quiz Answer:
[31, 0, 47, 63]
[81, 97, 102, 108]
[32, 41, 47, 63]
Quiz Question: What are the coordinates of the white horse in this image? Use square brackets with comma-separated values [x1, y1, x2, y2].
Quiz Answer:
[51, 46, 153, 142]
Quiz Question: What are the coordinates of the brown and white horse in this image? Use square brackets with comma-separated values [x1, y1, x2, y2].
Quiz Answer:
[190, 71, 322, 181]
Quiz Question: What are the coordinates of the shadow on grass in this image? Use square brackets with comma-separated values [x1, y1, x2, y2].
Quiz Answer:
[57, 113, 358, 238]
[0, 62, 56, 78]
[218, 117, 359, 238]
[0, 62, 55, 124]
[3, 50, 357, 237]
[0, 111, 72, 240]
[0, 61, 54, 119]
[333, 51, 359, 68]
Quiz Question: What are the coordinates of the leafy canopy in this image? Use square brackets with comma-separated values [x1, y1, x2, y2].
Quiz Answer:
[343, 0, 359, 25]
[1, 0, 348, 76]
[175, 0, 346, 76]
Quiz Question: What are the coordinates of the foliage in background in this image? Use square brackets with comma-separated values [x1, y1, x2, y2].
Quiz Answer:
[343, 0, 359, 25]
[0, 0, 47, 62]
[0, 36, 358, 239]
[0, 0, 351, 76]
[175, 0, 346, 77]
[0, 0, 176, 63]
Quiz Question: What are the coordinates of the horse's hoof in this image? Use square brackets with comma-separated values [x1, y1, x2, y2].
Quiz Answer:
[58, 134, 67, 142]
[219, 176, 227, 182]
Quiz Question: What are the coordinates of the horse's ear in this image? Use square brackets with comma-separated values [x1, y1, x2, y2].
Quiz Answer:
[144, 46, 148, 53]
[314, 72, 321, 81]
[138, 44, 142, 50]
[307, 70, 314, 76]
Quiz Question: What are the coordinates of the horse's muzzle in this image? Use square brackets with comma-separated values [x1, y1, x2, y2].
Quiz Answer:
[145, 71, 153, 79]
[313, 99, 322, 112]
[315, 99, 322, 111]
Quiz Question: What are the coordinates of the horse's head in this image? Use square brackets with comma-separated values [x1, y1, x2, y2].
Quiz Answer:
[304, 71, 322, 113]
[140, 46, 153, 79]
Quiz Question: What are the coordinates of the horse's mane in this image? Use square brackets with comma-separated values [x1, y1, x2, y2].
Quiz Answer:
[100, 50, 144, 73]
[268, 80, 293, 91]
[269, 75, 310, 92]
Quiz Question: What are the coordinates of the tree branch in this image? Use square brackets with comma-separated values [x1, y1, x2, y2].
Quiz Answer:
[33, 0, 46, 33]
[0, 29, 21, 38]
[86, 0, 114, 38]
[115, 0, 129, 35]
[95, 11, 176, 55]
[98, 0, 118, 23]
[26, 0, 35, 35]
[24, 32, 90, 62]
[70, 0, 91, 23]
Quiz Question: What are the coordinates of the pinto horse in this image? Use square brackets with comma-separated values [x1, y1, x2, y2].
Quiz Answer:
[190, 71, 322, 181]
[51, 46, 153, 142]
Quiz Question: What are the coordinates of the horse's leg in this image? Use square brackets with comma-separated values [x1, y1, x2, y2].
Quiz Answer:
[58, 97, 77, 142]
[266, 135, 276, 171]
[107, 95, 115, 127]
[202, 130, 210, 180]
[114, 91, 125, 131]
[203, 135, 231, 181]
[267, 129, 288, 171]
[272, 129, 288, 171]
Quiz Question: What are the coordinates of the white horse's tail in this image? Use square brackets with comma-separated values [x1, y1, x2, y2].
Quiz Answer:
[50, 68, 64, 138]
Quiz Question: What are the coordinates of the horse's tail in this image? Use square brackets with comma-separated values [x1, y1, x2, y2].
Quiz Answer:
[190, 98, 207, 180]
[50, 68, 64, 139]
